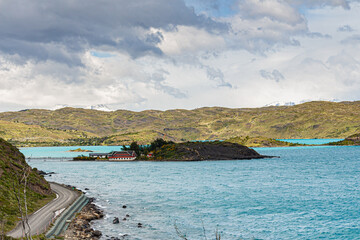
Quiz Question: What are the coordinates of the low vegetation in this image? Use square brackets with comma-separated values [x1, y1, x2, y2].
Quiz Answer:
[0, 138, 54, 234]
[66, 148, 93, 152]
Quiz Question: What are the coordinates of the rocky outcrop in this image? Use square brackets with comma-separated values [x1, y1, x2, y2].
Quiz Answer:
[64, 198, 104, 240]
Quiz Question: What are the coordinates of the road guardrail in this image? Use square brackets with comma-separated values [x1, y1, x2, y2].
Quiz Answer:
[45, 193, 89, 238]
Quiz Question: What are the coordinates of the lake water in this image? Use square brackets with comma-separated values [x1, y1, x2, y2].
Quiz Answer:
[24, 145, 360, 240]
[20, 139, 344, 159]
[277, 139, 343, 145]
[20, 145, 125, 158]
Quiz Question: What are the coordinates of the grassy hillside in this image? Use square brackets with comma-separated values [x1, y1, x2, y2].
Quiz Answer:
[0, 138, 54, 233]
[0, 101, 359, 146]
[328, 133, 360, 146]
[226, 136, 300, 147]
[0, 119, 97, 147]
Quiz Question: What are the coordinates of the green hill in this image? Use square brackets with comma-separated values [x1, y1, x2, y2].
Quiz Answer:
[0, 138, 54, 233]
[0, 101, 359, 146]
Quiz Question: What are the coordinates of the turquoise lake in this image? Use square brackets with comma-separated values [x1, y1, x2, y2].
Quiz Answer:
[19, 139, 344, 159]
[24, 145, 360, 240]
[20, 145, 125, 158]
[277, 139, 343, 145]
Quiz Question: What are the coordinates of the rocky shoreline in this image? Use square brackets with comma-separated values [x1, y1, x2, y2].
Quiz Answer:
[64, 198, 104, 240]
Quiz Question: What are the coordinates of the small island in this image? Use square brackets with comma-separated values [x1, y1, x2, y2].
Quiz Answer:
[67, 148, 93, 152]
[152, 141, 273, 161]
[73, 139, 275, 161]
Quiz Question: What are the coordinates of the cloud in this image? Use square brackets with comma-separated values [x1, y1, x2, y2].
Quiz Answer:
[236, 0, 302, 24]
[150, 70, 188, 98]
[206, 66, 233, 88]
[259, 69, 285, 82]
[288, 0, 351, 9]
[0, 0, 226, 63]
[338, 25, 355, 32]
[341, 34, 360, 45]
[0, 0, 360, 111]
[156, 25, 226, 56]
[306, 32, 332, 39]
[327, 51, 360, 86]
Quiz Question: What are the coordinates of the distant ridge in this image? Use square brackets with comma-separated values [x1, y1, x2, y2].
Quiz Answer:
[0, 101, 359, 146]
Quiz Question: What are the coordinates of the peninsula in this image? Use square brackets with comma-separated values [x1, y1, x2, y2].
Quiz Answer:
[74, 139, 274, 161]
[151, 141, 272, 161]
[328, 133, 360, 146]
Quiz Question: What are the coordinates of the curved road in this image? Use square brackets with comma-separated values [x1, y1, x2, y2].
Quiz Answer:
[7, 183, 79, 238]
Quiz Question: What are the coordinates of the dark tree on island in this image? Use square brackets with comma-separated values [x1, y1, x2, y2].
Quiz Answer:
[126, 138, 174, 158]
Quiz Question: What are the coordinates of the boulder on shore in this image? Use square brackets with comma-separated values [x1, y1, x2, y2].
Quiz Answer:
[113, 217, 120, 224]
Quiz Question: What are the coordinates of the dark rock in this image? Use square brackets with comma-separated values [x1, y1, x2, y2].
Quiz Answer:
[92, 230, 102, 237]
[122, 205, 127, 209]
[122, 217, 126, 221]
[113, 217, 120, 224]
[85, 188, 89, 190]
[125, 214, 130, 217]
[137, 223, 142, 228]
[38, 170, 47, 175]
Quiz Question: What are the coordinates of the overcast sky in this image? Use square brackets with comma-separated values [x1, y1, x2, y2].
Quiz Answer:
[0, 0, 359, 111]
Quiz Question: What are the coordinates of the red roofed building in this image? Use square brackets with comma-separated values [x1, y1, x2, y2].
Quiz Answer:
[108, 151, 137, 161]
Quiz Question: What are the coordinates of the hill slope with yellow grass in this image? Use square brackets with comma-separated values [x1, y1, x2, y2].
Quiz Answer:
[0, 101, 359, 146]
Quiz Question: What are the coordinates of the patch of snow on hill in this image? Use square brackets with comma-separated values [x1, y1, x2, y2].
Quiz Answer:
[87, 104, 112, 112]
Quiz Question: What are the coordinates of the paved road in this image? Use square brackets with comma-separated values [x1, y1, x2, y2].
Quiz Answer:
[7, 182, 79, 238]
